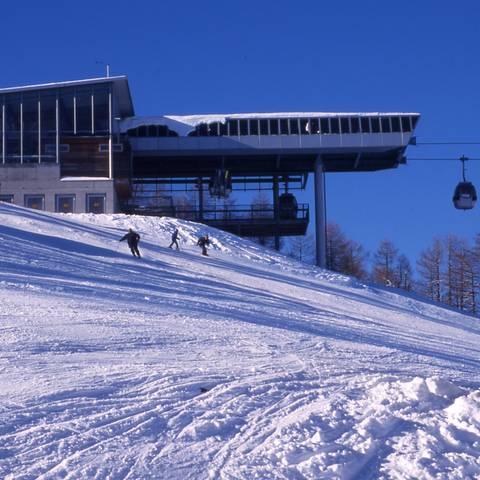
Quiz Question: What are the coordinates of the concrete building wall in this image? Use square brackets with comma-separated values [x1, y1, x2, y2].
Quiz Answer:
[0, 164, 117, 213]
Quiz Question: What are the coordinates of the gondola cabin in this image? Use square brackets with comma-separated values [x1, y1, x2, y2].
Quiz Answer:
[453, 182, 477, 210]
[279, 193, 299, 220]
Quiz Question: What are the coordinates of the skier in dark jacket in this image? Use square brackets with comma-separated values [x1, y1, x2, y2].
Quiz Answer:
[120, 228, 141, 257]
[197, 234, 210, 256]
[168, 228, 180, 250]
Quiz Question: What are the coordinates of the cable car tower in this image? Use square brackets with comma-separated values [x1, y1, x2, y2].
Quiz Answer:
[453, 155, 477, 210]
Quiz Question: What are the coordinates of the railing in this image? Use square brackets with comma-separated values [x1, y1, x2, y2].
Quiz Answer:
[122, 203, 309, 223]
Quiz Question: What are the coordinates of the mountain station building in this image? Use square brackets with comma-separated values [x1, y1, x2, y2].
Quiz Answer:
[0, 75, 419, 266]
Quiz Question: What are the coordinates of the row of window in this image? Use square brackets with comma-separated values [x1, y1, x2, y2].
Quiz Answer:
[0, 193, 107, 214]
[187, 115, 418, 137]
[127, 125, 178, 138]
[124, 115, 418, 138]
[0, 142, 123, 166]
[0, 83, 114, 163]
[0, 84, 112, 134]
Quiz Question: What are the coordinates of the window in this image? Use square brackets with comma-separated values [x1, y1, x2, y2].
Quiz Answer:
[249, 119, 259, 135]
[93, 87, 110, 135]
[22, 96, 39, 132]
[0, 195, 14, 203]
[40, 92, 56, 133]
[280, 119, 289, 134]
[401, 116, 412, 132]
[23, 131, 39, 164]
[112, 144, 123, 152]
[239, 120, 248, 135]
[360, 117, 370, 133]
[381, 117, 391, 133]
[5, 95, 21, 131]
[350, 117, 360, 133]
[40, 93, 57, 163]
[219, 122, 228, 136]
[24, 195, 45, 210]
[330, 118, 340, 134]
[86, 194, 106, 213]
[45, 144, 56, 155]
[45, 143, 69, 154]
[340, 117, 350, 134]
[148, 125, 158, 136]
[391, 117, 401, 132]
[300, 118, 310, 135]
[289, 119, 299, 135]
[75, 88, 92, 134]
[268, 119, 278, 135]
[56, 194, 75, 213]
[227, 120, 238, 136]
[370, 117, 381, 133]
[5, 95, 21, 163]
[259, 119, 269, 135]
[309, 118, 319, 134]
[59, 91, 75, 135]
[208, 122, 219, 136]
[320, 118, 330, 134]
[411, 116, 419, 129]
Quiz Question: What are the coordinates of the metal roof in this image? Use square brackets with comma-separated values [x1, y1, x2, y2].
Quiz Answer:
[0, 76, 134, 117]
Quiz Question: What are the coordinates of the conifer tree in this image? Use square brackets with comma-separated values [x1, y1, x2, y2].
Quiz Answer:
[372, 239, 398, 286]
[417, 238, 443, 302]
[250, 192, 283, 249]
[325, 222, 367, 280]
[394, 254, 413, 291]
[326, 223, 348, 272]
[288, 234, 315, 264]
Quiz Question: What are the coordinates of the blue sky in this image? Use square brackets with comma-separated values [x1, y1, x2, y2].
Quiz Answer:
[2, 0, 480, 267]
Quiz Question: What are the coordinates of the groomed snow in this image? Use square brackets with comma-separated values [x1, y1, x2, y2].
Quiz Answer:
[0, 202, 479, 479]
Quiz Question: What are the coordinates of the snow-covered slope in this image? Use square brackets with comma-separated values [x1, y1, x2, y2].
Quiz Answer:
[0, 202, 479, 480]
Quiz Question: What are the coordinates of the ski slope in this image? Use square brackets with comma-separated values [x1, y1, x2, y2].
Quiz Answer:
[0, 202, 479, 480]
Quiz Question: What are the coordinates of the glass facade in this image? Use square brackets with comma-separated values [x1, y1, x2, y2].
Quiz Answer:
[5, 95, 21, 163]
[0, 82, 113, 166]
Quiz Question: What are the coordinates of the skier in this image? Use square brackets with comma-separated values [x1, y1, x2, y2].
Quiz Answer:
[197, 234, 210, 256]
[119, 228, 141, 257]
[168, 228, 180, 250]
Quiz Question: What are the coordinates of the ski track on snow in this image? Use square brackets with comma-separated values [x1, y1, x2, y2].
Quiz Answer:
[1, 203, 480, 479]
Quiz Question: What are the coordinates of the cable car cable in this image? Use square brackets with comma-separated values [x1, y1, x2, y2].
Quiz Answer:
[414, 141, 480, 145]
[407, 157, 480, 161]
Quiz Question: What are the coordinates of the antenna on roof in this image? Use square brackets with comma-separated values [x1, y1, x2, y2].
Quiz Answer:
[95, 61, 110, 77]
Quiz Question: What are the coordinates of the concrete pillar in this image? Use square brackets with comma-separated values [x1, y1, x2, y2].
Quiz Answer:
[314, 156, 327, 268]
[273, 174, 280, 250]
[198, 178, 204, 221]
